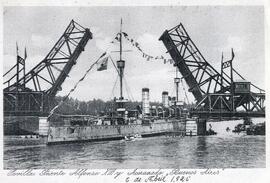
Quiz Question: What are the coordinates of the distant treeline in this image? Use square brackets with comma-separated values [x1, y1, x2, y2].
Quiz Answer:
[52, 96, 194, 115]
[53, 96, 159, 115]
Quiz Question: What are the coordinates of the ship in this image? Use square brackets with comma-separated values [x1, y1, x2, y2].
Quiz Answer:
[3, 19, 207, 145]
[46, 19, 192, 145]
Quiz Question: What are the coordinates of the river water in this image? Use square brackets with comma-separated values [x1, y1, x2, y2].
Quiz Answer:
[4, 118, 265, 169]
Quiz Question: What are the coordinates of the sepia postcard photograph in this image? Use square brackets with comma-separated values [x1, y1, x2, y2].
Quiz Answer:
[0, 1, 269, 183]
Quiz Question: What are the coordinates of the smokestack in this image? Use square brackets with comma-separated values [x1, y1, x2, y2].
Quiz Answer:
[162, 91, 169, 108]
[168, 96, 172, 106]
[172, 97, 176, 106]
[142, 88, 150, 115]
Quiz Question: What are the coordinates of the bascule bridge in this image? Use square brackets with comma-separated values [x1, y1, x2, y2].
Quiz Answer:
[4, 20, 92, 117]
[159, 23, 265, 119]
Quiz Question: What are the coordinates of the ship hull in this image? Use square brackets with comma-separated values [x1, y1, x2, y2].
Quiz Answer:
[47, 120, 186, 145]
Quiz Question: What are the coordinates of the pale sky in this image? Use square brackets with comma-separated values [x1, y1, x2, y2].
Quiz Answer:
[3, 6, 265, 103]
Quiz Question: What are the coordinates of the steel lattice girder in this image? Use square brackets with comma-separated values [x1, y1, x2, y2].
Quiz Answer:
[3, 91, 50, 116]
[4, 20, 92, 97]
[159, 23, 231, 103]
[160, 23, 265, 117]
[3, 20, 92, 116]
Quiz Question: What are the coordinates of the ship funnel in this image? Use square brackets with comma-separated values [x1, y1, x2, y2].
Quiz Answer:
[142, 88, 150, 115]
[172, 97, 176, 106]
[162, 91, 169, 108]
[168, 96, 172, 106]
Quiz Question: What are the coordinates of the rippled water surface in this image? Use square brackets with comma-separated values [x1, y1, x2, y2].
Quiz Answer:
[4, 119, 265, 169]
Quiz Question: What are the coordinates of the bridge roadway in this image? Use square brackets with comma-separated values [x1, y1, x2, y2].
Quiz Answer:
[190, 110, 265, 118]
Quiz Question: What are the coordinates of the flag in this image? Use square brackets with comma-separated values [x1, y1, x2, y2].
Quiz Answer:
[122, 32, 128, 37]
[222, 60, 231, 69]
[99, 52, 107, 58]
[231, 48, 235, 60]
[24, 47, 27, 60]
[97, 56, 108, 71]
[17, 56, 25, 65]
[221, 52, 224, 63]
[16, 42, 19, 55]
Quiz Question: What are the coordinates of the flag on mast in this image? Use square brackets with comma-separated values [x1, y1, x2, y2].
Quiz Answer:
[97, 56, 109, 71]
[17, 56, 25, 65]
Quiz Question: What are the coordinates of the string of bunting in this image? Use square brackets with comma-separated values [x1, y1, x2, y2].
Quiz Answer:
[48, 52, 107, 118]
[112, 32, 174, 64]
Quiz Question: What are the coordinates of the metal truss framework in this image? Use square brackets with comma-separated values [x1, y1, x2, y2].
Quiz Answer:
[160, 23, 265, 118]
[4, 20, 92, 116]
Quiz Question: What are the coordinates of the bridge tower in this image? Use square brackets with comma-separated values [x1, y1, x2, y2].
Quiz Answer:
[3, 20, 92, 116]
[159, 23, 265, 118]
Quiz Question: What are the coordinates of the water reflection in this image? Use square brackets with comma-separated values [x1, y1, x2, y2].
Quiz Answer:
[4, 134, 265, 169]
[195, 136, 208, 168]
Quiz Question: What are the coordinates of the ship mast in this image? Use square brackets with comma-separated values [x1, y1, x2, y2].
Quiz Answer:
[115, 18, 127, 119]
[174, 67, 180, 103]
[118, 18, 124, 99]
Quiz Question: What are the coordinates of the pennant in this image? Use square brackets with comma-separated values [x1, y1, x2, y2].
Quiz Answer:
[16, 42, 19, 55]
[97, 56, 109, 71]
[147, 56, 150, 61]
[130, 39, 134, 43]
[231, 48, 235, 60]
[24, 47, 27, 60]
[99, 52, 107, 58]
[122, 32, 128, 37]
[79, 76, 85, 82]
[221, 52, 224, 63]
[135, 42, 139, 47]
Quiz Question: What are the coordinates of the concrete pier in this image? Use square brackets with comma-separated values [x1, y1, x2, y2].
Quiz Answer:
[185, 118, 207, 136]
[39, 117, 49, 136]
